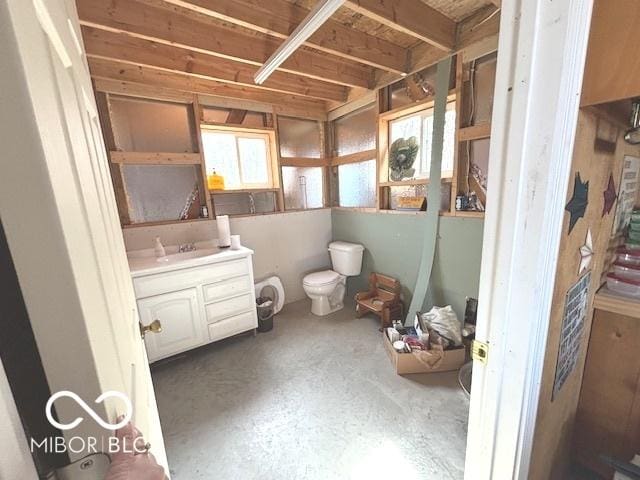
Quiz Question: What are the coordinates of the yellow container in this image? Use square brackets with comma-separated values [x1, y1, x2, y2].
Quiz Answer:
[207, 171, 225, 191]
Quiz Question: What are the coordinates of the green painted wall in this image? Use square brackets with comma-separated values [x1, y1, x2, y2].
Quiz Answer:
[331, 210, 484, 320]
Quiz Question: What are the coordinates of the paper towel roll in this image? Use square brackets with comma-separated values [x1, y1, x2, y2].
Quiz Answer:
[216, 215, 231, 248]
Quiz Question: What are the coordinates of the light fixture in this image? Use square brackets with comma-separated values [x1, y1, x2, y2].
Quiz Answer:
[253, 0, 345, 85]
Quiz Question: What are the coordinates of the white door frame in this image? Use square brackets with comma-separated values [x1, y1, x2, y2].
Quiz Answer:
[465, 0, 594, 478]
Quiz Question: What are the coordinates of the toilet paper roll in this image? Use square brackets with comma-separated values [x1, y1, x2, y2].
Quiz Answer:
[216, 215, 231, 248]
[230, 235, 241, 250]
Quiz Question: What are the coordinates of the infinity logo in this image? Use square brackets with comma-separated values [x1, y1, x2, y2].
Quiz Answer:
[45, 391, 132, 431]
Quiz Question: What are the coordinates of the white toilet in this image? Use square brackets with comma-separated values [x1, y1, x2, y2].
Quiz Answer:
[302, 241, 364, 316]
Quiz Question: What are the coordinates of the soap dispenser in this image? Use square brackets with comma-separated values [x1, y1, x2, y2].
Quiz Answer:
[154, 236, 166, 257]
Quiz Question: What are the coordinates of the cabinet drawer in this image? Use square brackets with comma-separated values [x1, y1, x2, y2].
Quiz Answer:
[203, 275, 252, 303]
[208, 311, 257, 342]
[205, 293, 254, 323]
[134, 259, 248, 298]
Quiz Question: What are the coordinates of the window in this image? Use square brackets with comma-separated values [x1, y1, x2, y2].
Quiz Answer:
[338, 160, 376, 208]
[388, 102, 456, 180]
[281, 166, 324, 210]
[201, 128, 274, 189]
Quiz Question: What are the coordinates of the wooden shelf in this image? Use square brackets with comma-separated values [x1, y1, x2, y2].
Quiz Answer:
[209, 188, 279, 194]
[379, 178, 453, 187]
[122, 217, 211, 229]
[454, 210, 485, 218]
[594, 286, 640, 319]
[110, 151, 202, 165]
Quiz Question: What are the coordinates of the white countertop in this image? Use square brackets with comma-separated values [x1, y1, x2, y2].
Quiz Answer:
[127, 243, 254, 278]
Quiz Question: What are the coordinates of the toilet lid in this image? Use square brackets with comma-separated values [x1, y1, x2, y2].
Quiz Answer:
[303, 270, 340, 286]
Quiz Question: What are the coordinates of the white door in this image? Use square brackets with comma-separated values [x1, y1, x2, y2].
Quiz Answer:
[0, 0, 167, 472]
[139, 289, 205, 362]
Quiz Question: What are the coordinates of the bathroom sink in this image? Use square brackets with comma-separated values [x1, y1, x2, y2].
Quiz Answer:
[156, 249, 219, 263]
[127, 245, 250, 277]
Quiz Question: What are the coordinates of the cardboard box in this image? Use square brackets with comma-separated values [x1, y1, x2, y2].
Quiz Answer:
[382, 331, 466, 375]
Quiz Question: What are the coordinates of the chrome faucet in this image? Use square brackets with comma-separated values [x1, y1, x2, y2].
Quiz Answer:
[178, 242, 196, 253]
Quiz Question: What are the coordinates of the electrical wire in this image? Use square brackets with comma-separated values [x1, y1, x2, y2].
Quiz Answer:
[465, 59, 477, 194]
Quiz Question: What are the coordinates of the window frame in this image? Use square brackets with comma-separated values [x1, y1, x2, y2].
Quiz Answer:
[200, 124, 278, 191]
[387, 100, 457, 182]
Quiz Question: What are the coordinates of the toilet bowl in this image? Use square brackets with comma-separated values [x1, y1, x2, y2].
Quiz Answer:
[302, 241, 364, 316]
[303, 270, 346, 316]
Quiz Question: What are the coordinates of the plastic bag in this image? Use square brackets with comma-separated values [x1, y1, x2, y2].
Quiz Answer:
[420, 305, 463, 347]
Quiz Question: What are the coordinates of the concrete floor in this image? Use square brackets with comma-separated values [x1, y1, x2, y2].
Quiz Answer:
[151, 299, 469, 480]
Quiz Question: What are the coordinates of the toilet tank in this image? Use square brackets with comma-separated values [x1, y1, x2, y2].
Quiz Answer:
[328, 241, 364, 276]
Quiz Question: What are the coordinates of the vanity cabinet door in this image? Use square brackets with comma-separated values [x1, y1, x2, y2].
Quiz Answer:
[138, 288, 205, 362]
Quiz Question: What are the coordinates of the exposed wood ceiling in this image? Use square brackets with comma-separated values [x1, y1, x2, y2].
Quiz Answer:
[77, 0, 499, 118]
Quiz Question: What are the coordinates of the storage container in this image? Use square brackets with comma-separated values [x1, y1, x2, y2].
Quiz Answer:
[612, 262, 640, 282]
[606, 273, 640, 299]
[629, 229, 640, 242]
[616, 248, 640, 266]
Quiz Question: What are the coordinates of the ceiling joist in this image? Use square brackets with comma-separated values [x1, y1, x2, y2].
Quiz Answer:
[76, 0, 375, 89]
[88, 57, 328, 119]
[160, 0, 408, 74]
[343, 0, 457, 51]
[81, 26, 348, 102]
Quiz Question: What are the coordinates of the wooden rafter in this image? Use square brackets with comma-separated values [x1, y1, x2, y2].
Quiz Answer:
[81, 26, 348, 102]
[225, 109, 247, 124]
[76, 0, 374, 89]
[373, 8, 500, 93]
[456, 5, 501, 61]
[160, 0, 408, 74]
[88, 58, 328, 119]
[344, 0, 456, 51]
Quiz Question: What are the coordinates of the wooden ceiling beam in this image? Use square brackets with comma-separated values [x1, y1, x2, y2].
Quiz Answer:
[372, 6, 500, 91]
[88, 57, 328, 119]
[81, 26, 348, 102]
[76, 0, 374, 89]
[456, 5, 500, 61]
[160, 0, 408, 74]
[343, 0, 456, 51]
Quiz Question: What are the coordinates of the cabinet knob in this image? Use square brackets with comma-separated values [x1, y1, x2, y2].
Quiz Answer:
[140, 319, 162, 338]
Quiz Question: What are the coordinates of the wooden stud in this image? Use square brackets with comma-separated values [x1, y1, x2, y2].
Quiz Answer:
[451, 54, 463, 213]
[94, 90, 131, 225]
[191, 96, 215, 218]
[279, 157, 330, 168]
[272, 113, 286, 212]
[458, 123, 492, 142]
[331, 149, 377, 166]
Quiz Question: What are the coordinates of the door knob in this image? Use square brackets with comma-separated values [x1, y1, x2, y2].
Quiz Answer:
[140, 319, 162, 338]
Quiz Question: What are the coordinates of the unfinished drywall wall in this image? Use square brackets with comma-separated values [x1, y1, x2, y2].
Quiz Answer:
[528, 109, 640, 479]
[331, 210, 484, 319]
[122, 209, 332, 303]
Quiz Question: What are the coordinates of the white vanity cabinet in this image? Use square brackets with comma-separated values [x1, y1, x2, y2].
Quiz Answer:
[129, 248, 258, 363]
[137, 288, 204, 362]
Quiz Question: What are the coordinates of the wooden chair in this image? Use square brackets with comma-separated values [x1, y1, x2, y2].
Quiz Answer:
[355, 273, 404, 330]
